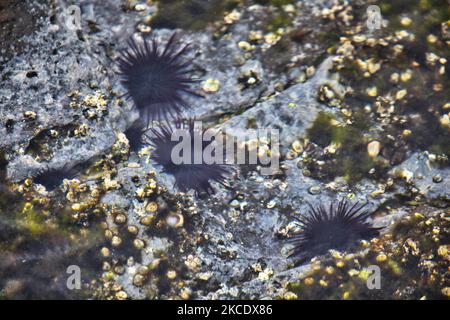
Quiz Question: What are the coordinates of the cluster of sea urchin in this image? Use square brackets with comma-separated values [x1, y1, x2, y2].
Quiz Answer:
[118, 34, 232, 195]
[287, 199, 381, 263]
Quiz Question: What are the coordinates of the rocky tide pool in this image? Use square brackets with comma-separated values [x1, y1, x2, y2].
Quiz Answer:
[0, 0, 449, 300]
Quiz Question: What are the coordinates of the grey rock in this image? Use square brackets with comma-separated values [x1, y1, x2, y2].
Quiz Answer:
[219, 56, 339, 151]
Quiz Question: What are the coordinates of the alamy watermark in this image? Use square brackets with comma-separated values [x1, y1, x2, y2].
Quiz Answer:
[61, 5, 82, 31]
[366, 265, 381, 290]
[367, 5, 382, 31]
[170, 121, 280, 175]
[66, 265, 81, 290]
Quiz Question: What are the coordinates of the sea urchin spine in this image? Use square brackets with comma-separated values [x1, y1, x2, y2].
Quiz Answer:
[117, 33, 200, 124]
[287, 199, 382, 262]
[32, 164, 82, 191]
[123, 120, 149, 153]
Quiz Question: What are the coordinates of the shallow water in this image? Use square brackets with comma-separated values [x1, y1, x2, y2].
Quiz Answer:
[0, 0, 449, 300]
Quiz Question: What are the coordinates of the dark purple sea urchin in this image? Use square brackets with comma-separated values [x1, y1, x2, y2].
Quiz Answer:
[287, 199, 381, 262]
[148, 120, 233, 195]
[117, 33, 200, 123]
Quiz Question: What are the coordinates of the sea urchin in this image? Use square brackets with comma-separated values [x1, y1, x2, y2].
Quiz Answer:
[33, 164, 81, 191]
[287, 199, 381, 262]
[148, 120, 233, 195]
[117, 33, 200, 123]
[124, 120, 149, 153]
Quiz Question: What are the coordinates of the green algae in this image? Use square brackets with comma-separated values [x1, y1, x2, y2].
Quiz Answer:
[306, 112, 385, 184]
[330, 0, 450, 175]
[306, 112, 337, 147]
[0, 178, 105, 298]
[266, 12, 294, 32]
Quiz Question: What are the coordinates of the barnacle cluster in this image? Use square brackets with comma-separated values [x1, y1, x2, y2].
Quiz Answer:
[89, 181, 202, 300]
[0, 175, 104, 299]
